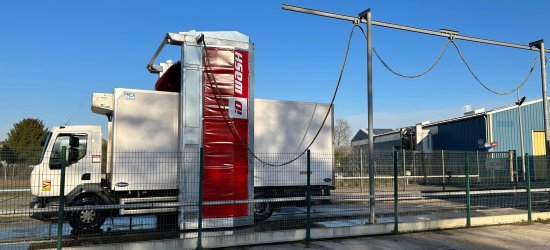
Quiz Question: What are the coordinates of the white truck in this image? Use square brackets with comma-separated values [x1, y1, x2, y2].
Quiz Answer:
[29, 31, 334, 232]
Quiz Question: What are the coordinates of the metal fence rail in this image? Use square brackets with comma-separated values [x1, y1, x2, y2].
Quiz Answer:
[0, 148, 549, 249]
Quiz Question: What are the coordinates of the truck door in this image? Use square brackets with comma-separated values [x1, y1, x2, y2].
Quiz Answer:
[39, 132, 93, 197]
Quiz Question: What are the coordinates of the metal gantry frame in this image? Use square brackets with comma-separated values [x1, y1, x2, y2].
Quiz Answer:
[282, 4, 549, 223]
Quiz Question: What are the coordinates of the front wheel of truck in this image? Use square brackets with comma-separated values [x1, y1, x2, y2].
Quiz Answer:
[69, 196, 105, 233]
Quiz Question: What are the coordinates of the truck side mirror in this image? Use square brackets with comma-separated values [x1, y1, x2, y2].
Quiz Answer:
[69, 136, 80, 148]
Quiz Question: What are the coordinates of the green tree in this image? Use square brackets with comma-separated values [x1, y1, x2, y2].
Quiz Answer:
[4, 118, 47, 148]
[3, 118, 47, 165]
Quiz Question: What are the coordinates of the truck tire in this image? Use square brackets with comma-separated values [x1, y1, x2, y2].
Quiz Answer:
[69, 196, 106, 233]
[254, 194, 273, 221]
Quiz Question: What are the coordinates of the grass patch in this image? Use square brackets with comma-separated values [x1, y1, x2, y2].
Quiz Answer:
[534, 217, 550, 224]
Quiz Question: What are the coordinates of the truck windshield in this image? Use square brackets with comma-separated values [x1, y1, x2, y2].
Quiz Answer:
[38, 132, 52, 164]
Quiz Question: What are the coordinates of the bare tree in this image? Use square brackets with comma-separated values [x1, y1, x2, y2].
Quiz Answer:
[334, 118, 353, 173]
[334, 118, 352, 148]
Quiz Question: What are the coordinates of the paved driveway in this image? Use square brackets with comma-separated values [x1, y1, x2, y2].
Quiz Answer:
[228, 222, 550, 250]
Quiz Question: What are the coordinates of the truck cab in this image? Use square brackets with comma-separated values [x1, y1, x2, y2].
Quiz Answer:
[29, 125, 104, 229]
[31, 125, 103, 197]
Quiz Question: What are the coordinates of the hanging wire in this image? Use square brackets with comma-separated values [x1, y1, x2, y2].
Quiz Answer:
[200, 23, 359, 167]
[357, 24, 539, 95]
[356, 25, 450, 78]
[450, 40, 539, 95]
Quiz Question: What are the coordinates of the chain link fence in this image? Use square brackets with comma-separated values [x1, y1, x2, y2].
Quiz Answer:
[0, 148, 549, 248]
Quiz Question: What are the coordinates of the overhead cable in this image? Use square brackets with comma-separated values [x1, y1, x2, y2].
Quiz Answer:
[200, 24, 358, 167]
[356, 26, 450, 78]
[357, 25, 539, 95]
[450, 40, 539, 95]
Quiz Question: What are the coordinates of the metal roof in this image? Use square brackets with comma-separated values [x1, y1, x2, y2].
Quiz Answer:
[395, 97, 547, 129]
[352, 97, 549, 144]
[351, 128, 396, 142]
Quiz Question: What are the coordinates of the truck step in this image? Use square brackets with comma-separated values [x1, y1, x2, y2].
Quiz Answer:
[119, 196, 178, 215]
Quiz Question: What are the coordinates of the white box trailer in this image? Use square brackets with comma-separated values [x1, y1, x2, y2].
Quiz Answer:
[109, 89, 179, 191]
[253, 98, 333, 188]
[100, 89, 333, 193]
[29, 30, 334, 232]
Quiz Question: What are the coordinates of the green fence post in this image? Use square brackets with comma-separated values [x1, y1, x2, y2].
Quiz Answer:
[306, 150, 311, 241]
[197, 148, 204, 250]
[422, 153, 427, 185]
[476, 151, 481, 183]
[402, 149, 407, 190]
[525, 153, 532, 223]
[56, 146, 67, 250]
[441, 150, 445, 189]
[465, 152, 471, 228]
[393, 150, 399, 234]
[508, 151, 514, 183]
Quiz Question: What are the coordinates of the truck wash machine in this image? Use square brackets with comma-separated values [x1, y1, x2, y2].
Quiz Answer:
[147, 31, 255, 229]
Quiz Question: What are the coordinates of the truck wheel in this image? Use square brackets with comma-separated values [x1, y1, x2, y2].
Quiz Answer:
[69, 196, 105, 233]
[254, 194, 273, 221]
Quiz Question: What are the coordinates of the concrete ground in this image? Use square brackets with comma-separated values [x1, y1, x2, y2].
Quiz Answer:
[226, 222, 550, 250]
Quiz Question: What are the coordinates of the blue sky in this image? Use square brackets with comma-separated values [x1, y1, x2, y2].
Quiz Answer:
[1, 1, 549, 140]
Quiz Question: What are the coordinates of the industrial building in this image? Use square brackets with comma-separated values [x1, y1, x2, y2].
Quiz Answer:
[351, 98, 550, 180]
[352, 98, 548, 155]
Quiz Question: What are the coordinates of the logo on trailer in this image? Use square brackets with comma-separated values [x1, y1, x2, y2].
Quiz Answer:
[123, 91, 136, 101]
[235, 100, 243, 115]
[229, 97, 247, 119]
[115, 182, 129, 187]
[234, 51, 243, 95]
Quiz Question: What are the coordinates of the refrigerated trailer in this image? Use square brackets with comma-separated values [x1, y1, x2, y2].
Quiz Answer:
[29, 31, 334, 231]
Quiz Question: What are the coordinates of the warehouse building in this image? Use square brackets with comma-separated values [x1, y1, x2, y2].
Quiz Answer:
[351, 98, 549, 180]
[353, 98, 548, 155]
[350, 128, 396, 151]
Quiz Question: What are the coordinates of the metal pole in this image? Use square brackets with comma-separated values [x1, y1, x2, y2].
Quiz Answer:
[306, 150, 311, 241]
[56, 146, 67, 250]
[197, 148, 204, 250]
[359, 8, 376, 225]
[517, 96, 526, 181]
[465, 152, 471, 228]
[543, 40, 550, 159]
[530, 40, 550, 155]
[525, 153, 532, 222]
[360, 148, 364, 193]
[282, 4, 550, 53]
[393, 150, 399, 234]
